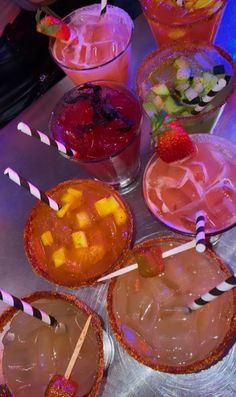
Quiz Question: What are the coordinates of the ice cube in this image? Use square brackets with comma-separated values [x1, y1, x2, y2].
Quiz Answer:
[89, 41, 118, 66]
[204, 178, 236, 221]
[188, 161, 209, 184]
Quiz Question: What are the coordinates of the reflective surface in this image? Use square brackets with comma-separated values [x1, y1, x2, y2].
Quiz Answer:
[0, 2, 236, 396]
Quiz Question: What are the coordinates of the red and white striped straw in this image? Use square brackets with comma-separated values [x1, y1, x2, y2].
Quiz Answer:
[4, 167, 59, 211]
[0, 289, 59, 327]
[195, 211, 206, 253]
[17, 122, 78, 158]
[188, 274, 236, 312]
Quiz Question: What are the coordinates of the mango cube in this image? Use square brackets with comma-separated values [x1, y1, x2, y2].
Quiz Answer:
[41, 231, 54, 246]
[61, 192, 75, 205]
[72, 231, 88, 248]
[67, 188, 82, 199]
[52, 247, 66, 268]
[113, 208, 127, 225]
[57, 203, 71, 218]
[76, 211, 91, 228]
[95, 196, 120, 217]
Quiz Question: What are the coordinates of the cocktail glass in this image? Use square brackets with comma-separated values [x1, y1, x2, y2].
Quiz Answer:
[49, 81, 143, 190]
[136, 42, 235, 134]
[0, 291, 114, 397]
[24, 179, 133, 288]
[107, 234, 236, 373]
[143, 134, 236, 237]
[49, 4, 134, 85]
[139, 0, 227, 46]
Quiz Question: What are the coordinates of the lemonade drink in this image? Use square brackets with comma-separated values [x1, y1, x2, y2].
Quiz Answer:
[140, 0, 226, 46]
[24, 179, 133, 287]
[143, 135, 236, 235]
[1, 292, 105, 397]
[108, 236, 236, 373]
[50, 5, 133, 85]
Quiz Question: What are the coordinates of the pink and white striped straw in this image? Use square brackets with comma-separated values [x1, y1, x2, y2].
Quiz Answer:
[100, 0, 107, 14]
[17, 122, 78, 158]
[4, 167, 59, 211]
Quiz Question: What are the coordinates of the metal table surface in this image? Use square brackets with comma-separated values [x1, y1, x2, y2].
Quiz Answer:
[1, 3, 236, 396]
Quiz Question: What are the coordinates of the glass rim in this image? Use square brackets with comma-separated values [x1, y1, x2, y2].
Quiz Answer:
[142, 134, 236, 237]
[140, 0, 227, 28]
[49, 80, 143, 163]
[49, 4, 134, 72]
[136, 41, 236, 122]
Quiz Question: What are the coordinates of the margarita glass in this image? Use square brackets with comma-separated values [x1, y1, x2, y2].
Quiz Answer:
[143, 134, 236, 236]
[0, 291, 113, 397]
[140, 0, 227, 46]
[107, 235, 236, 373]
[24, 179, 133, 288]
[136, 42, 235, 134]
[49, 5, 133, 85]
[50, 81, 143, 189]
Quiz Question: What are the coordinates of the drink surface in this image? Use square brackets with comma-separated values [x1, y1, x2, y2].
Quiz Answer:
[143, 134, 236, 235]
[2, 297, 101, 397]
[108, 237, 235, 372]
[51, 83, 142, 161]
[25, 180, 132, 287]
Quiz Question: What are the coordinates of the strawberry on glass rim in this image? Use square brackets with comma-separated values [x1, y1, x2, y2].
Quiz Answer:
[36, 10, 72, 42]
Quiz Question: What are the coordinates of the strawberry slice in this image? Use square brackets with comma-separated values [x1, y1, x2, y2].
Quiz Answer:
[36, 10, 71, 41]
[135, 246, 164, 278]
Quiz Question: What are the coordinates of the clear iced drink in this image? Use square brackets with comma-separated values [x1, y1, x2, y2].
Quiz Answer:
[50, 5, 133, 85]
[140, 0, 226, 46]
[0, 292, 106, 397]
[136, 42, 235, 134]
[107, 236, 236, 373]
[143, 134, 236, 235]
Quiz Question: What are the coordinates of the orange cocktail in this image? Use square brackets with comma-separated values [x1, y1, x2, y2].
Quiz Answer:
[143, 134, 236, 235]
[108, 236, 236, 373]
[49, 5, 133, 85]
[24, 179, 133, 287]
[140, 0, 226, 46]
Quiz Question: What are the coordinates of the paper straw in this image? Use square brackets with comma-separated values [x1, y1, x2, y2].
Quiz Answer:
[188, 274, 236, 312]
[17, 122, 78, 158]
[191, 75, 231, 115]
[100, 0, 107, 15]
[195, 211, 206, 253]
[98, 239, 196, 282]
[4, 167, 59, 211]
[0, 289, 59, 328]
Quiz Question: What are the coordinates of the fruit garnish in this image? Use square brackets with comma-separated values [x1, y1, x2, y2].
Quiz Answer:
[36, 10, 71, 41]
[135, 246, 164, 278]
[113, 208, 127, 225]
[41, 231, 54, 246]
[57, 203, 71, 218]
[72, 231, 88, 248]
[52, 247, 66, 268]
[95, 196, 120, 217]
[76, 211, 91, 228]
[45, 374, 78, 397]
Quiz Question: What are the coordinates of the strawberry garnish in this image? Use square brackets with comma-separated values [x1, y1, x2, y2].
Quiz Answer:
[36, 10, 71, 41]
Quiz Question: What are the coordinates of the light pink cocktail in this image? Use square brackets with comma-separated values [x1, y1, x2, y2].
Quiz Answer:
[143, 134, 236, 235]
[49, 5, 133, 85]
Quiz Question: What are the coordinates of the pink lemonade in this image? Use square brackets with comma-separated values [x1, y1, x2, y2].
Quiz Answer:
[140, 0, 226, 46]
[50, 82, 143, 189]
[143, 134, 236, 235]
[107, 236, 236, 373]
[50, 5, 133, 85]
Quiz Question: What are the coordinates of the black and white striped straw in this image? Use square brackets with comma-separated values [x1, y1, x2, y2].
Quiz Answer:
[4, 168, 59, 211]
[100, 0, 107, 15]
[192, 75, 231, 115]
[0, 289, 59, 327]
[195, 210, 206, 253]
[188, 274, 236, 312]
[17, 122, 78, 158]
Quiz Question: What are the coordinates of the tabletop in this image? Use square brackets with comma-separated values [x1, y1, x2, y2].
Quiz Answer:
[1, 2, 236, 396]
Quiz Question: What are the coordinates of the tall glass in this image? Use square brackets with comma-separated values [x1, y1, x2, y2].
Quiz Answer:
[140, 0, 227, 46]
[50, 81, 143, 190]
[49, 5, 134, 85]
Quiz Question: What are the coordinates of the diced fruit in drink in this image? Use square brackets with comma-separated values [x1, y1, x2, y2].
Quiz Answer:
[113, 208, 127, 225]
[76, 211, 91, 228]
[151, 83, 170, 96]
[107, 196, 120, 211]
[194, 0, 215, 9]
[202, 72, 218, 93]
[61, 189, 82, 205]
[72, 231, 88, 248]
[95, 196, 120, 217]
[67, 188, 83, 199]
[173, 56, 189, 69]
[52, 248, 66, 268]
[135, 246, 164, 277]
[153, 95, 164, 110]
[45, 375, 78, 397]
[143, 102, 157, 118]
[57, 203, 71, 218]
[41, 231, 54, 246]
[164, 96, 183, 113]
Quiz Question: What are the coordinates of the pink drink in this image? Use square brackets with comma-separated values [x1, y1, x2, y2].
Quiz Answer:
[143, 134, 236, 235]
[50, 5, 133, 85]
[140, 0, 226, 46]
